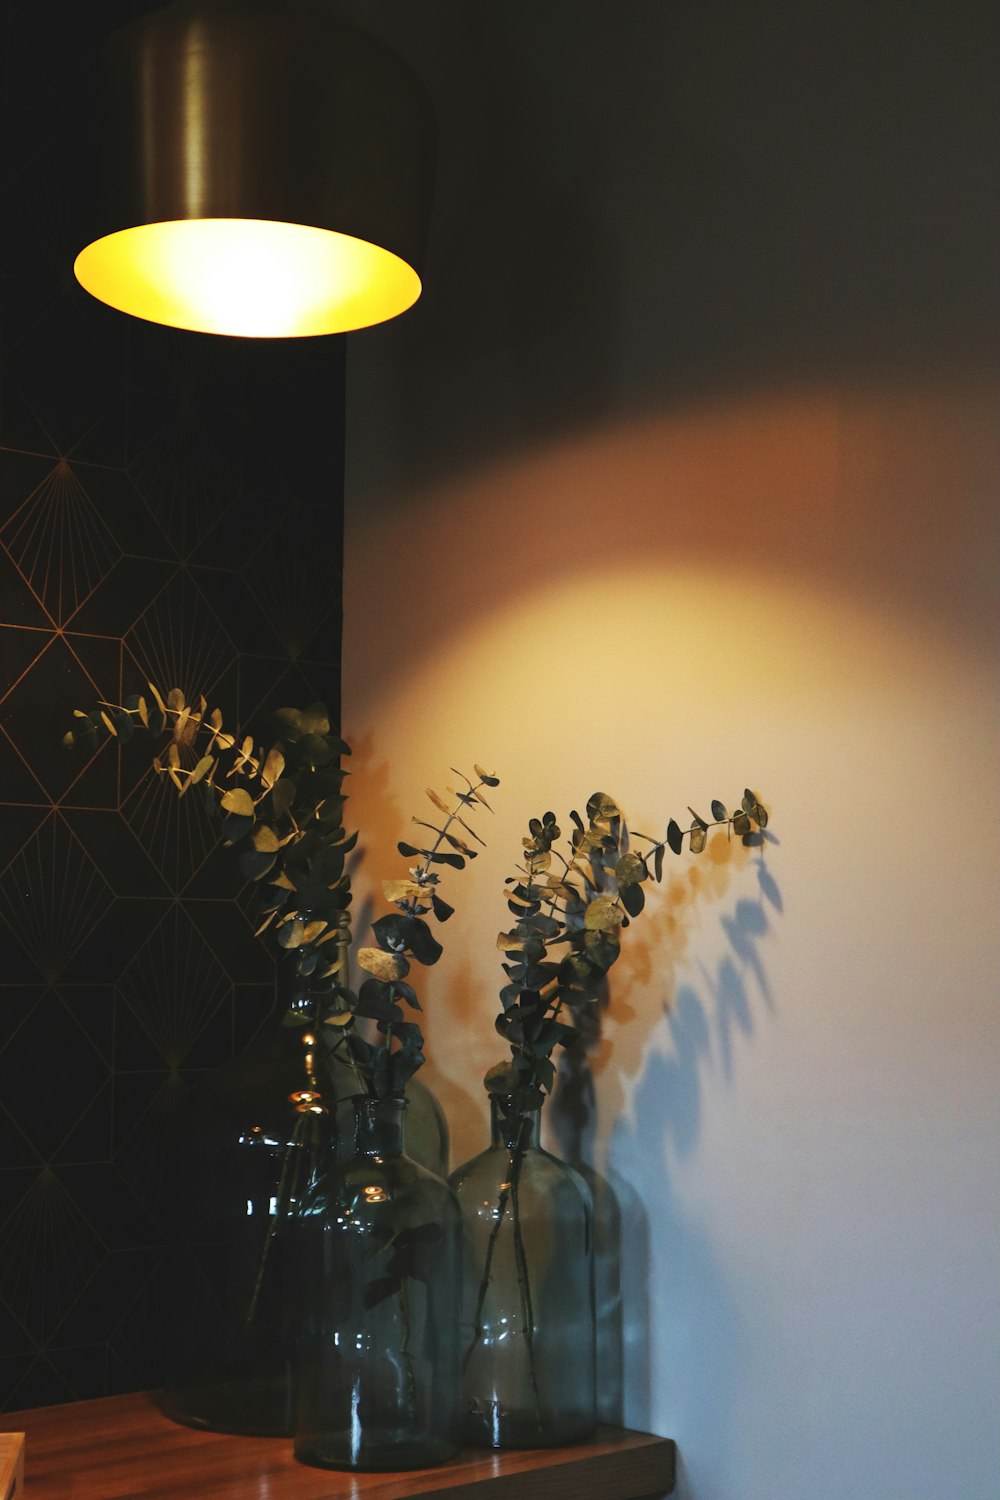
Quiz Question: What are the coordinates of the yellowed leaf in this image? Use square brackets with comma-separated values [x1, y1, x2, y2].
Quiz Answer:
[190, 755, 215, 786]
[252, 824, 280, 852]
[356, 947, 407, 981]
[261, 747, 285, 789]
[278, 916, 305, 948]
[382, 878, 425, 904]
[584, 897, 620, 932]
[302, 919, 328, 944]
[220, 787, 255, 817]
[323, 1011, 353, 1027]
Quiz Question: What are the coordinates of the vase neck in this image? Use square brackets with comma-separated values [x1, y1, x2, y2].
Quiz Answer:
[348, 1096, 407, 1159]
[490, 1097, 541, 1152]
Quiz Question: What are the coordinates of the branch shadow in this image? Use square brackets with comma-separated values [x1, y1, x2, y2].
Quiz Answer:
[548, 835, 782, 1447]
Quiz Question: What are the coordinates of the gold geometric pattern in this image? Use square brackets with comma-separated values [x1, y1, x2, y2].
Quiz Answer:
[128, 416, 239, 561]
[244, 532, 339, 659]
[124, 568, 235, 703]
[0, 459, 121, 625]
[121, 765, 219, 893]
[0, 1168, 105, 1340]
[116, 906, 230, 1070]
[0, 814, 114, 983]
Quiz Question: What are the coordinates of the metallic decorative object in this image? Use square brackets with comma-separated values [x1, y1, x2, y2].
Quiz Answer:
[74, 0, 434, 337]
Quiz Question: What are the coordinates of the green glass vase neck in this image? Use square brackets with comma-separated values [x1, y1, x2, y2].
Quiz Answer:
[347, 1095, 408, 1159]
[489, 1096, 541, 1152]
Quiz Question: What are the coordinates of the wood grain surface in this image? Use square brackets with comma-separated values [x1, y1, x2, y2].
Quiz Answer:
[0, 1394, 675, 1499]
[0, 1432, 24, 1500]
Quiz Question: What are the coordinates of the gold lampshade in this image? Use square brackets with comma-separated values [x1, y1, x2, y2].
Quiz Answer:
[74, 0, 434, 338]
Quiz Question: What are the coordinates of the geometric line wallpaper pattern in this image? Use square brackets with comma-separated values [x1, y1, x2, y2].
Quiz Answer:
[0, 1167, 106, 1343]
[0, 813, 115, 983]
[121, 766, 220, 894]
[0, 458, 121, 626]
[127, 406, 241, 564]
[116, 905, 230, 1070]
[243, 524, 341, 660]
[123, 567, 236, 704]
[0, 0, 346, 1413]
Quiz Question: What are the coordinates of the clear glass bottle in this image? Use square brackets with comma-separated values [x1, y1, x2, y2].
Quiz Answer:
[449, 1095, 597, 1447]
[293, 1095, 461, 1471]
[159, 968, 332, 1435]
[160, 933, 449, 1437]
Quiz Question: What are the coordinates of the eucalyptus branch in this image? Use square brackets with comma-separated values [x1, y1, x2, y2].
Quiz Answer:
[489, 787, 769, 1118]
[64, 683, 499, 1101]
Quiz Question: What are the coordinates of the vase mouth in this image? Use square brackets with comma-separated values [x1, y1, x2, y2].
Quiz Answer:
[488, 1094, 541, 1151]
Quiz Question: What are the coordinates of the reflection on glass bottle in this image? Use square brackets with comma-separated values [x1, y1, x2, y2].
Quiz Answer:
[160, 936, 452, 1437]
[159, 983, 330, 1435]
[293, 1096, 461, 1470]
[450, 1095, 597, 1448]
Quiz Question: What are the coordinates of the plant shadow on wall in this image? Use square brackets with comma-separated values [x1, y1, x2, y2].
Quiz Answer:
[548, 829, 782, 1431]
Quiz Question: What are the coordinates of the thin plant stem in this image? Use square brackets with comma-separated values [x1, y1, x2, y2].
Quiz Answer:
[397, 1278, 419, 1428]
[508, 1139, 543, 1432]
[463, 1116, 543, 1432]
[247, 1109, 310, 1326]
[463, 1178, 511, 1374]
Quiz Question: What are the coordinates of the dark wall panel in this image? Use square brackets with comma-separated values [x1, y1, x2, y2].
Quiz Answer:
[0, 0, 345, 1409]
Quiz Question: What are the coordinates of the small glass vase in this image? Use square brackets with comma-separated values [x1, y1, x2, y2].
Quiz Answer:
[293, 1095, 461, 1471]
[160, 940, 449, 1437]
[159, 985, 326, 1435]
[449, 1095, 597, 1448]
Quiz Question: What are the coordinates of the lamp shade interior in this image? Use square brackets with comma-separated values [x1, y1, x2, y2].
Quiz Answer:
[74, 218, 422, 338]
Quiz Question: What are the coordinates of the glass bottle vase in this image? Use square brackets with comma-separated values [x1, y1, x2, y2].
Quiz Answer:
[449, 1096, 597, 1448]
[293, 1095, 461, 1471]
[159, 985, 327, 1435]
[159, 942, 449, 1437]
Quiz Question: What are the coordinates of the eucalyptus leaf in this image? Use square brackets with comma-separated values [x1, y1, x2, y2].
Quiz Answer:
[357, 947, 409, 982]
[584, 897, 620, 932]
[615, 852, 645, 887]
[221, 787, 255, 818]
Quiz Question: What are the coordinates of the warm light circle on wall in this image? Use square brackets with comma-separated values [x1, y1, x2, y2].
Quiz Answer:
[74, 219, 422, 338]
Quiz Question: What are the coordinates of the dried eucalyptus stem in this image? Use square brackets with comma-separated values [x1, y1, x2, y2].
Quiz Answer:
[463, 785, 770, 1402]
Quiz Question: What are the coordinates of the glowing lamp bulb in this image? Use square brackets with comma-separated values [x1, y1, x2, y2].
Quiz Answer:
[73, 219, 421, 338]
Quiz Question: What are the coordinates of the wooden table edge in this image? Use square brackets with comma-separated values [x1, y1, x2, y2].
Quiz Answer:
[0, 1393, 676, 1498]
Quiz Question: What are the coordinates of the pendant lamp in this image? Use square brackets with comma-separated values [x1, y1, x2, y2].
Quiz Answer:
[74, 0, 434, 338]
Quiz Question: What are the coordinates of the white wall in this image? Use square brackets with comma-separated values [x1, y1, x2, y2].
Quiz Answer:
[337, 5, 999, 1496]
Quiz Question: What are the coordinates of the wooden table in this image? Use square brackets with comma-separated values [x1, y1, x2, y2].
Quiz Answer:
[0, 1393, 676, 1499]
